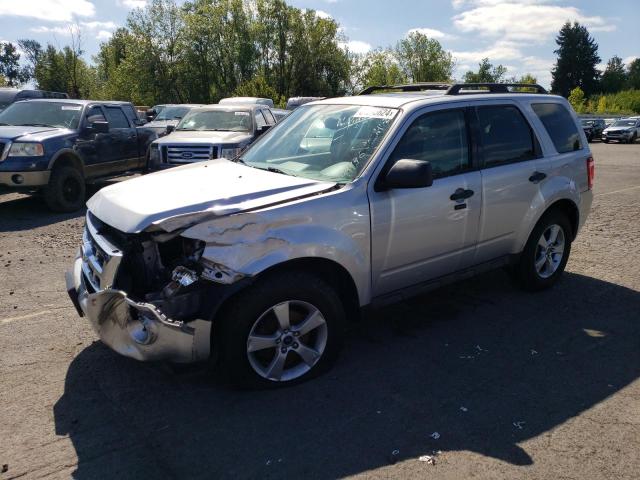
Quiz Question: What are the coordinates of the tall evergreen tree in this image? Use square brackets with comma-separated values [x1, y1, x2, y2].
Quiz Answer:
[627, 58, 640, 90]
[551, 21, 600, 97]
[600, 56, 627, 93]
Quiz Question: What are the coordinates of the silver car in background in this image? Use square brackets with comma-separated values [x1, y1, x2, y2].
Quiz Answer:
[66, 83, 593, 388]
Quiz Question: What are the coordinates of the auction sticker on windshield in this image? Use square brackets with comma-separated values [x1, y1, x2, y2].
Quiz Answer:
[353, 106, 396, 119]
[234, 112, 250, 116]
[61, 106, 82, 110]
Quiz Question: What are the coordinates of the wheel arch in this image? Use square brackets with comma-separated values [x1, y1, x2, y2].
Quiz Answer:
[48, 149, 85, 175]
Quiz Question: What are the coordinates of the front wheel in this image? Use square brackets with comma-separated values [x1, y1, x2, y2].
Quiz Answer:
[43, 165, 86, 212]
[513, 211, 572, 291]
[216, 271, 345, 388]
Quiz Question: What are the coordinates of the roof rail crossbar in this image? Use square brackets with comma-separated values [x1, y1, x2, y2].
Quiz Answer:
[446, 83, 548, 95]
[359, 83, 452, 95]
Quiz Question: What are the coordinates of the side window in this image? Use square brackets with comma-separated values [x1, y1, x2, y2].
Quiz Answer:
[263, 109, 276, 125]
[254, 110, 267, 129]
[476, 105, 537, 167]
[86, 106, 106, 124]
[104, 107, 130, 128]
[390, 109, 470, 179]
[531, 103, 582, 153]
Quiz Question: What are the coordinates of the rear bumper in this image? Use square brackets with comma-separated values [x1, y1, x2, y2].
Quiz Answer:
[66, 250, 211, 363]
[578, 189, 593, 235]
[0, 170, 50, 188]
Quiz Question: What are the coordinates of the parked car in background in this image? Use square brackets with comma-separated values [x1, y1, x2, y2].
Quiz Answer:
[67, 82, 593, 388]
[0, 88, 68, 112]
[580, 118, 605, 142]
[147, 103, 276, 171]
[146, 104, 167, 122]
[286, 96, 325, 110]
[0, 99, 157, 211]
[602, 118, 640, 143]
[219, 97, 274, 108]
[271, 108, 290, 122]
[143, 104, 204, 136]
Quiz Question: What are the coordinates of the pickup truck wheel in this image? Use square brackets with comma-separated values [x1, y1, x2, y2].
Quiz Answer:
[216, 271, 345, 389]
[514, 211, 572, 291]
[44, 166, 86, 212]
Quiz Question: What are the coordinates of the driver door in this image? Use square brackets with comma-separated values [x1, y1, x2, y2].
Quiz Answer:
[369, 106, 482, 296]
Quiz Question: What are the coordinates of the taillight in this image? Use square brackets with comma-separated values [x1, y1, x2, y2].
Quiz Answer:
[587, 156, 594, 189]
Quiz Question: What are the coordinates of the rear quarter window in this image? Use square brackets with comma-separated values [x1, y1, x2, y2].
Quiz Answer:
[532, 103, 582, 153]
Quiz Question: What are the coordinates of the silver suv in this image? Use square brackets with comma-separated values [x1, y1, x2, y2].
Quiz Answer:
[66, 83, 594, 388]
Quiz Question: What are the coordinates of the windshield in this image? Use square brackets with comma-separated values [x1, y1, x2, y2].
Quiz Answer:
[240, 104, 398, 183]
[176, 109, 252, 131]
[612, 120, 636, 127]
[154, 106, 191, 121]
[0, 101, 82, 128]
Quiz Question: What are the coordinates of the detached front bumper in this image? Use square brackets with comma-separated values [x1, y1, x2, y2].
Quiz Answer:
[66, 251, 211, 363]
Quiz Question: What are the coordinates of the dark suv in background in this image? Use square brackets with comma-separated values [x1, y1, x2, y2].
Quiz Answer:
[580, 118, 605, 142]
[0, 88, 68, 112]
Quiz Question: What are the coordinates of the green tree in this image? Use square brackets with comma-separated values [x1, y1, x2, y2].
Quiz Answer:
[568, 86, 586, 112]
[551, 21, 600, 97]
[0, 42, 29, 86]
[626, 58, 640, 90]
[17, 39, 42, 81]
[233, 75, 284, 106]
[463, 58, 507, 83]
[395, 32, 453, 82]
[353, 49, 406, 92]
[600, 56, 627, 93]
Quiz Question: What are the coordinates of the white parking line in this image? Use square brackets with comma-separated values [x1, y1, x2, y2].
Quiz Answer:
[596, 185, 640, 197]
[1, 306, 73, 325]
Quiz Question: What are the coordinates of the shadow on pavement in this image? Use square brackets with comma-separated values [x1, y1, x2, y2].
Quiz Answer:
[0, 193, 85, 232]
[54, 271, 640, 479]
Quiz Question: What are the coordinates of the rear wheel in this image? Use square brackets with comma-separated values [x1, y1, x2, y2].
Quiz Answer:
[43, 165, 86, 212]
[513, 211, 572, 291]
[216, 271, 345, 388]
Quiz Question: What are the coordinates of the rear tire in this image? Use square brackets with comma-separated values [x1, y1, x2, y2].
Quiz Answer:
[513, 210, 572, 291]
[43, 166, 86, 212]
[216, 271, 345, 389]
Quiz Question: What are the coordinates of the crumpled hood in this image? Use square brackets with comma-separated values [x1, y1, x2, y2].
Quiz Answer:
[87, 159, 336, 233]
[154, 130, 253, 145]
[0, 125, 63, 141]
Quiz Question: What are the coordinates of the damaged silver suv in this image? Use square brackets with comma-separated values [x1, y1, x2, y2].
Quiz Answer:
[66, 83, 594, 387]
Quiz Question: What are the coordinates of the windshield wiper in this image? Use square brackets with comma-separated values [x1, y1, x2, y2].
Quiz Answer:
[19, 123, 56, 128]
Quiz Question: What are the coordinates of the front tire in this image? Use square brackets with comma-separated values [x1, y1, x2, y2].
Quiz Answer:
[43, 166, 86, 212]
[514, 210, 572, 291]
[216, 271, 345, 388]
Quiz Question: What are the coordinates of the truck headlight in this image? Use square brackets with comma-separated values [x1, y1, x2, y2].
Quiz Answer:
[220, 146, 242, 159]
[9, 142, 44, 157]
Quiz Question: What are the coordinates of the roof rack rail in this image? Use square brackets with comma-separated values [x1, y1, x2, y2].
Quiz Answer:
[445, 83, 548, 95]
[358, 83, 452, 95]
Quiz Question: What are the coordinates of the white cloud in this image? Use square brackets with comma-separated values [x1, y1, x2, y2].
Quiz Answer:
[452, 40, 522, 63]
[118, 0, 147, 9]
[339, 40, 372, 55]
[623, 56, 638, 66]
[407, 27, 456, 40]
[96, 30, 113, 41]
[315, 9, 332, 19]
[453, 2, 615, 43]
[30, 25, 73, 36]
[81, 21, 117, 30]
[0, 0, 94, 22]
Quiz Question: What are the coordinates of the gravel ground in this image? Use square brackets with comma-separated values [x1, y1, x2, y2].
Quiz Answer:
[1, 142, 639, 479]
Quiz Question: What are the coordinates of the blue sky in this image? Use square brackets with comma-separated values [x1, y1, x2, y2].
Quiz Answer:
[0, 0, 638, 88]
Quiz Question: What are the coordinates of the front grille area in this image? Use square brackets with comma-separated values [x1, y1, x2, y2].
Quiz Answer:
[162, 145, 218, 164]
[81, 213, 124, 292]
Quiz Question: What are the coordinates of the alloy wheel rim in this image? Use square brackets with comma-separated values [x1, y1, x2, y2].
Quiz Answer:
[534, 224, 565, 279]
[247, 300, 328, 382]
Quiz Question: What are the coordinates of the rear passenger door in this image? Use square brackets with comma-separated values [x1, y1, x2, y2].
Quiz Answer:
[473, 102, 545, 263]
[103, 105, 139, 172]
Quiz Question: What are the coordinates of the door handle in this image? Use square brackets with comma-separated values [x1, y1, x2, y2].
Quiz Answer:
[529, 171, 547, 183]
[450, 188, 474, 201]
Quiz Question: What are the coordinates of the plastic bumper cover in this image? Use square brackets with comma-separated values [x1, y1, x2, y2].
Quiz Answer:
[66, 250, 211, 363]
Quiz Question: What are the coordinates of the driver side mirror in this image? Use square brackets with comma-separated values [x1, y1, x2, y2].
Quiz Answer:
[380, 159, 433, 190]
[166, 124, 175, 134]
[256, 124, 272, 136]
[89, 120, 109, 134]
